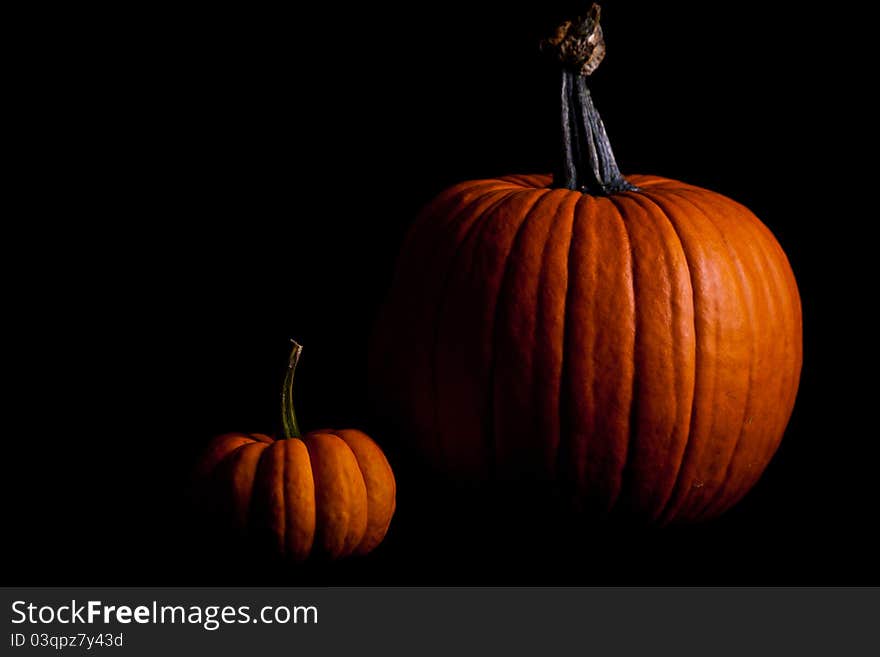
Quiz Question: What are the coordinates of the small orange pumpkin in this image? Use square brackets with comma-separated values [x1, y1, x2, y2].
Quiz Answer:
[195, 342, 396, 560]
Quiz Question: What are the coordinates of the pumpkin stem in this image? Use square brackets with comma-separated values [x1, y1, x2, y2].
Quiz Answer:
[543, 3, 638, 194]
[281, 339, 303, 439]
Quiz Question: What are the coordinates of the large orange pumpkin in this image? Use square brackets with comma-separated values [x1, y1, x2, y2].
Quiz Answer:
[196, 342, 396, 559]
[370, 4, 801, 523]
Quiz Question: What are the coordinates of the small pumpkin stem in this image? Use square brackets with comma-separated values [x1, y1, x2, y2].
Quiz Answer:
[543, 3, 638, 195]
[281, 339, 303, 439]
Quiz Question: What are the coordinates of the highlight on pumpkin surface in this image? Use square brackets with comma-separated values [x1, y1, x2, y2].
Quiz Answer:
[368, 3, 802, 524]
[194, 340, 396, 561]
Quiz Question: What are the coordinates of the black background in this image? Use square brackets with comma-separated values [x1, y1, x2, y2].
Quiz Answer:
[8, 2, 874, 585]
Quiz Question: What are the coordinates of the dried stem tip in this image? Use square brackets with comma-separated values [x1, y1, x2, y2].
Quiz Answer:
[543, 3, 606, 76]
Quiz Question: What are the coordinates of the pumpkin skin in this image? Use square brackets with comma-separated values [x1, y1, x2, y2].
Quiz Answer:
[195, 429, 396, 560]
[370, 173, 801, 523]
